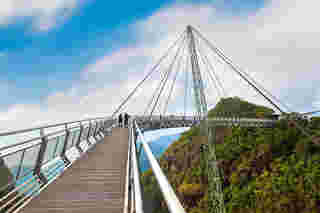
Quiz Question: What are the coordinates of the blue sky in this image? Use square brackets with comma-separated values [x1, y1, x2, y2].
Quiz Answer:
[1, 0, 320, 130]
[0, 0, 265, 108]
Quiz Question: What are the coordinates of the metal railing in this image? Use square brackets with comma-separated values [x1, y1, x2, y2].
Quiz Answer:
[123, 119, 144, 213]
[133, 120, 186, 213]
[0, 116, 114, 213]
[130, 120, 143, 213]
[135, 115, 198, 121]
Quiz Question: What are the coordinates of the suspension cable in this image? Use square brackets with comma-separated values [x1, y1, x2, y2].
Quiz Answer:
[149, 36, 187, 119]
[197, 46, 221, 109]
[163, 39, 187, 116]
[196, 29, 292, 114]
[143, 55, 174, 116]
[191, 26, 319, 141]
[191, 26, 285, 114]
[111, 30, 187, 118]
[196, 36, 227, 98]
[236, 67, 293, 112]
[122, 61, 167, 115]
[195, 36, 223, 100]
[184, 53, 190, 118]
[147, 35, 187, 117]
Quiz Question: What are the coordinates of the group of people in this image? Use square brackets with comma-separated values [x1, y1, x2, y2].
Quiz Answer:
[118, 113, 130, 128]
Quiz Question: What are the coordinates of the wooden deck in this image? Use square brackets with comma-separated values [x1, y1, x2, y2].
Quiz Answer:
[21, 128, 129, 213]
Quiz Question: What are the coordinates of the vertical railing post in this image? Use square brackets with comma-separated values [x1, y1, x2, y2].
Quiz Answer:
[71, 129, 78, 146]
[93, 121, 99, 140]
[100, 120, 105, 135]
[86, 121, 92, 145]
[99, 121, 103, 136]
[99, 120, 103, 134]
[92, 122, 97, 138]
[104, 119, 109, 135]
[16, 149, 26, 180]
[52, 136, 60, 159]
[61, 124, 71, 164]
[103, 120, 106, 131]
[98, 121, 104, 138]
[76, 122, 84, 153]
[34, 128, 48, 184]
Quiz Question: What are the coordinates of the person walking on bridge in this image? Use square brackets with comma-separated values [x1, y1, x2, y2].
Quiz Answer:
[124, 113, 130, 128]
[118, 113, 123, 128]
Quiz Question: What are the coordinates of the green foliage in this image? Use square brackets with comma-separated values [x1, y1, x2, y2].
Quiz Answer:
[180, 126, 200, 139]
[141, 124, 208, 213]
[310, 116, 320, 130]
[208, 97, 274, 118]
[219, 119, 320, 213]
[141, 98, 320, 213]
[179, 183, 203, 197]
[191, 166, 202, 179]
[210, 99, 320, 213]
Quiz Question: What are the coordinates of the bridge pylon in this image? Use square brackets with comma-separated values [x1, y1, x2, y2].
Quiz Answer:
[186, 26, 225, 213]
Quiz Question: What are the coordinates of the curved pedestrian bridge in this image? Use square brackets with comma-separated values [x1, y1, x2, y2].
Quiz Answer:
[0, 115, 276, 213]
[0, 25, 289, 213]
[20, 128, 129, 213]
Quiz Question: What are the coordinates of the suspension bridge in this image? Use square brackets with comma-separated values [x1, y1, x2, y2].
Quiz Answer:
[0, 25, 314, 213]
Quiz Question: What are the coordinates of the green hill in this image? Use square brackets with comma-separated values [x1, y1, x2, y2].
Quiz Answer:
[208, 97, 274, 118]
[141, 125, 207, 213]
[140, 97, 320, 213]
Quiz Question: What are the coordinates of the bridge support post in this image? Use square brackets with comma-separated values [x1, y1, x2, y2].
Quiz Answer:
[86, 122, 92, 146]
[93, 121, 99, 141]
[76, 123, 84, 153]
[97, 121, 104, 137]
[97, 121, 103, 137]
[34, 128, 48, 184]
[61, 124, 71, 164]
[98, 129, 104, 138]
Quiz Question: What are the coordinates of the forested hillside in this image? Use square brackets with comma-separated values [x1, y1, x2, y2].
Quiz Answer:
[208, 97, 274, 118]
[141, 97, 320, 213]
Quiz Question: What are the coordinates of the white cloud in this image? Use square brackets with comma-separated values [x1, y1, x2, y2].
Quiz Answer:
[1, 0, 320, 132]
[104, 0, 320, 113]
[0, 0, 80, 31]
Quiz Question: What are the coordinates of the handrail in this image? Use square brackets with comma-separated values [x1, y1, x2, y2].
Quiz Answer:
[0, 118, 112, 153]
[135, 115, 197, 121]
[130, 120, 143, 213]
[0, 116, 112, 137]
[123, 123, 131, 213]
[0, 116, 115, 205]
[134, 115, 276, 121]
[134, 120, 186, 213]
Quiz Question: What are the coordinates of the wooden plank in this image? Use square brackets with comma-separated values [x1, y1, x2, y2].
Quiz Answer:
[20, 128, 129, 213]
